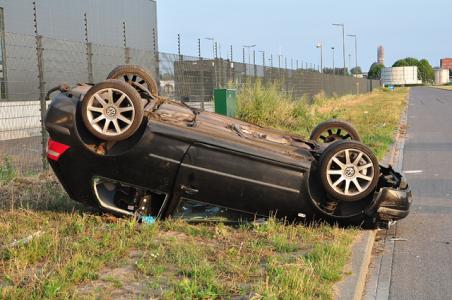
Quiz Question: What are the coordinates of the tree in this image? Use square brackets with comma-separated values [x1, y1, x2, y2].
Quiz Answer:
[392, 57, 434, 83]
[418, 59, 435, 83]
[393, 57, 419, 68]
[350, 66, 362, 75]
[368, 63, 384, 80]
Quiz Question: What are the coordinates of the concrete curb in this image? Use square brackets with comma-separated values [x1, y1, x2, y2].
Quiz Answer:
[335, 230, 377, 300]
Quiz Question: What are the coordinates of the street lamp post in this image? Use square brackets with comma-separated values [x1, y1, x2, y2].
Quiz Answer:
[243, 44, 256, 65]
[347, 34, 358, 70]
[204, 37, 215, 59]
[348, 54, 352, 73]
[316, 42, 323, 73]
[332, 23, 346, 75]
[258, 50, 265, 67]
[331, 46, 335, 74]
[259, 50, 266, 82]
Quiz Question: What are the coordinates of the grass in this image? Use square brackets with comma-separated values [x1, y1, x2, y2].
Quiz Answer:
[237, 81, 408, 159]
[434, 85, 452, 91]
[0, 158, 16, 184]
[0, 197, 357, 299]
[0, 84, 409, 299]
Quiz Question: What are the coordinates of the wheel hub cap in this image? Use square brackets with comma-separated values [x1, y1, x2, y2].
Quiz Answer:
[344, 166, 356, 178]
[106, 106, 117, 118]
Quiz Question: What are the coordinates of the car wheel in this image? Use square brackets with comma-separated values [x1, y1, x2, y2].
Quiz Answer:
[319, 140, 379, 202]
[81, 79, 144, 142]
[107, 65, 158, 97]
[310, 119, 360, 143]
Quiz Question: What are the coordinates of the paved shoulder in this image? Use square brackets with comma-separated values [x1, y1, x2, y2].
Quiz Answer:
[389, 87, 452, 299]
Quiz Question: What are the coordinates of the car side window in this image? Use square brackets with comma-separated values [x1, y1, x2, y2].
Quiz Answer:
[173, 198, 258, 223]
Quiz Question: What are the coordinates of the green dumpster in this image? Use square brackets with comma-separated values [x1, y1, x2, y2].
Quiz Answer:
[214, 89, 237, 117]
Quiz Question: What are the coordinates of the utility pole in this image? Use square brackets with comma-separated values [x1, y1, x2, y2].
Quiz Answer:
[333, 23, 346, 75]
[347, 34, 358, 70]
[198, 38, 201, 60]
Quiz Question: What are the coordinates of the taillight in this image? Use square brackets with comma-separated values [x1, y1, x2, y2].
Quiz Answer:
[47, 139, 70, 161]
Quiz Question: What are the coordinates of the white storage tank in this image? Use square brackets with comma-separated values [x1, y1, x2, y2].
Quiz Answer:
[381, 66, 422, 86]
[434, 68, 450, 85]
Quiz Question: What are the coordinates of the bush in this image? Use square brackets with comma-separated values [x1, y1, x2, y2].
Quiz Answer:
[368, 63, 384, 80]
[236, 81, 341, 136]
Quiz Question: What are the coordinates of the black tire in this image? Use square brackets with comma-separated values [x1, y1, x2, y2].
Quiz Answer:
[310, 119, 361, 143]
[107, 65, 159, 97]
[81, 79, 144, 142]
[319, 140, 379, 202]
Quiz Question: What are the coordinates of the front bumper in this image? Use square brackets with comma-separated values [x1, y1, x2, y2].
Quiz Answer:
[367, 165, 412, 225]
[375, 186, 412, 222]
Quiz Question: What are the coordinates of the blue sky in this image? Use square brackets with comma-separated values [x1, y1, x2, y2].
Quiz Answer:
[157, 0, 451, 72]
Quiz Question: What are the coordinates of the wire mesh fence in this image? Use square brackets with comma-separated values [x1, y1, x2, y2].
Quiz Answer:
[0, 31, 380, 176]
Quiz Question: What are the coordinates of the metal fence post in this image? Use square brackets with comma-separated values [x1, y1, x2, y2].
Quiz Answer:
[152, 28, 160, 88]
[36, 35, 47, 170]
[242, 47, 246, 78]
[33, 2, 48, 170]
[253, 50, 257, 79]
[87, 42, 94, 83]
[123, 22, 130, 64]
[84, 13, 94, 83]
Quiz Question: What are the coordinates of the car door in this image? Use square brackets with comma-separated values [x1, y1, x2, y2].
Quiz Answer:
[167, 143, 306, 219]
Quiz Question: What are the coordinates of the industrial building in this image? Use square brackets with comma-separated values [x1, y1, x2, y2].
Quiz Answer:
[0, 0, 158, 100]
[377, 46, 385, 65]
[440, 58, 452, 72]
[0, 0, 157, 50]
[381, 66, 422, 86]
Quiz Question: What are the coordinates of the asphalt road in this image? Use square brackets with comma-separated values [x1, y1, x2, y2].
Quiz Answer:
[388, 87, 452, 299]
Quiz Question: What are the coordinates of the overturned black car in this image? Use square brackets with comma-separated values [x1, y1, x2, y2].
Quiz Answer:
[45, 65, 411, 227]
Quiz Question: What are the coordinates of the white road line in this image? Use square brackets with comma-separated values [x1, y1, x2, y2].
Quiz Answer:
[403, 170, 423, 174]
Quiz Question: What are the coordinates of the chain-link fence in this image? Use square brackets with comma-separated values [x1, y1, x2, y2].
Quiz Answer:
[0, 31, 380, 175]
[161, 54, 378, 102]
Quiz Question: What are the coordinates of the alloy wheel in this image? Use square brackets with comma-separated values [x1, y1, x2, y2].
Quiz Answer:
[86, 88, 135, 137]
[325, 148, 375, 197]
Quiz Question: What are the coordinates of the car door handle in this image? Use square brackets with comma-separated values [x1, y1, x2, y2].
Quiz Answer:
[180, 185, 199, 195]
